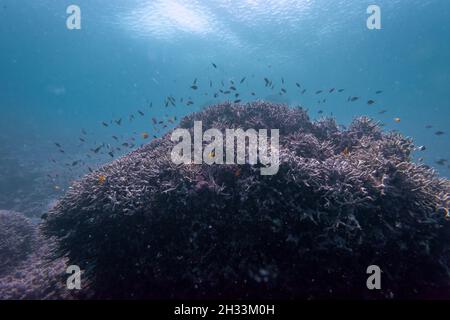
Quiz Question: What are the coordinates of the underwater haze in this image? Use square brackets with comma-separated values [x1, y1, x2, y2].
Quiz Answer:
[0, 0, 449, 301]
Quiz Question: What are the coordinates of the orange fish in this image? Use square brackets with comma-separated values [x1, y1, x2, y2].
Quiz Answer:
[342, 147, 350, 156]
[98, 175, 106, 184]
[141, 132, 149, 139]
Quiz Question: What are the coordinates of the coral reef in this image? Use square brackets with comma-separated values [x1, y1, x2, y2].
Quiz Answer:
[0, 210, 36, 275]
[0, 210, 75, 300]
[43, 102, 450, 299]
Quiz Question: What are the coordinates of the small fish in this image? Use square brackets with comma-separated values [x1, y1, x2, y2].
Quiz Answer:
[191, 85, 198, 90]
[378, 110, 387, 114]
[394, 117, 401, 123]
[425, 125, 433, 129]
[54, 142, 62, 148]
[315, 90, 323, 95]
[251, 92, 256, 96]
[318, 110, 323, 114]
[338, 89, 345, 93]
[281, 88, 287, 94]
[115, 119, 122, 125]
[436, 159, 448, 166]
[112, 136, 118, 141]
[152, 118, 157, 125]
[81, 129, 87, 135]
[98, 175, 106, 184]
[416, 145, 426, 151]
[296, 83, 301, 88]
[230, 86, 236, 91]
[301, 89, 306, 94]
[108, 151, 114, 158]
[350, 97, 359, 102]
[72, 161, 79, 166]
[435, 131, 445, 136]
[234, 99, 242, 103]
[142, 132, 149, 139]
[92, 146, 102, 153]
[367, 100, 375, 105]
[212, 63, 217, 68]
[329, 88, 335, 93]
[240, 77, 246, 84]
[102, 122, 109, 127]
[376, 90, 383, 94]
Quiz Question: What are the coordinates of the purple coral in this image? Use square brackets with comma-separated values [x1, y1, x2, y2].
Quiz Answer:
[0, 210, 36, 275]
[42, 102, 450, 299]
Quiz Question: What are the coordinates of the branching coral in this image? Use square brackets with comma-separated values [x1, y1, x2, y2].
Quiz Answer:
[0, 210, 36, 275]
[42, 102, 450, 299]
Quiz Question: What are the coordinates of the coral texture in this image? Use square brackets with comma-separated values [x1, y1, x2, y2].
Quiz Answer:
[0, 210, 36, 275]
[43, 102, 450, 299]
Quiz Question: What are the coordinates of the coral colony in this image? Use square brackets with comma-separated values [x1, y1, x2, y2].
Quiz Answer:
[1, 102, 449, 299]
[170, 121, 280, 175]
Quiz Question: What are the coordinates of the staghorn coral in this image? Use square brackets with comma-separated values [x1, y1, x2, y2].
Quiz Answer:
[0, 210, 36, 275]
[0, 210, 79, 300]
[43, 102, 450, 299]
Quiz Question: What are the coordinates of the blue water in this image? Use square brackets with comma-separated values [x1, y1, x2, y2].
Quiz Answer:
[0, 0, 449, 216]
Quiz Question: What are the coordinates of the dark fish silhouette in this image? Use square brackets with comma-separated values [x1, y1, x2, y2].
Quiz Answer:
[338, 89, 345, 93]
[376, 90, 383, 94]
[138, 110, 144, 116]
[191, 85, 198, 90]
[315, 90, 322, 95]
[230, 86, 236, 91]
[435, 131, 445, 136]
[234, 99, 241, 103]
[329, 88, 335, 93]
[367, 100, 375, 105]
[240, 77, 246, 84]
[212, 63, 217, 68]
[102, 122, 109, 127]
[115, 119, 122, 126]
[296, 83, 301, 88]
[54, 142, 62, 148]
[378, 110, 387, 114]
[350, 97, 359, 102]
[92, 146, 102, 153]
[425, 125, 433, 129]
[108, 151, 114, 158]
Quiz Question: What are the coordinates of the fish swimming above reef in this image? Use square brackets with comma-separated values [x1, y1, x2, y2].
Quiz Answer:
[42, 101, 450, 300]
